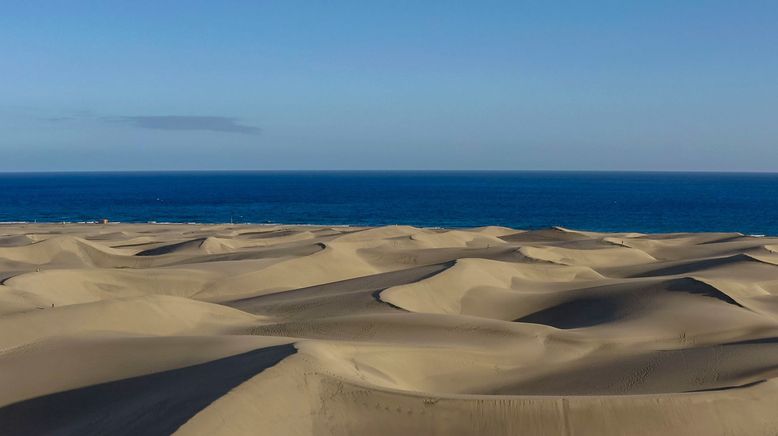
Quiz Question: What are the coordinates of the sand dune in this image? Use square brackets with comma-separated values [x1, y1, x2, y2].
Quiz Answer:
[1, 223, 778, 435]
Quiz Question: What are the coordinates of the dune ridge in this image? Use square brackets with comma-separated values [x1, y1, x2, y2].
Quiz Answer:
[1, 223, 778, 435]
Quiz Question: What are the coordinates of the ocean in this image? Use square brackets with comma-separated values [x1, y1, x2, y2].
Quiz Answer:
[0, 171, 776, 235]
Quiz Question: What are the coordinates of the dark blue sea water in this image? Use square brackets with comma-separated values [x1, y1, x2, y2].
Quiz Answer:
[0, 171, 776, 235]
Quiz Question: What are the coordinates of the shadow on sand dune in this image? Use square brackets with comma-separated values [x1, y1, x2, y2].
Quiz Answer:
[0, 344, 295, 436]
[515, 277, 744, 329]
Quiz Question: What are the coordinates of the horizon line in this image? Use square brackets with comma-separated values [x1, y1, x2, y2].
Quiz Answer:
[1, 169, 777, 175]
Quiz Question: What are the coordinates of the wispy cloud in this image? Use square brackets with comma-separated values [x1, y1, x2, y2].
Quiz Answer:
[34, 109, 95, 122]
[107, 115, 261, 134]
[38, 116, 76, 122]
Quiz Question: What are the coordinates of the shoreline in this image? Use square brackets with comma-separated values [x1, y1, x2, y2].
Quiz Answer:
[0, 221, 772, 237]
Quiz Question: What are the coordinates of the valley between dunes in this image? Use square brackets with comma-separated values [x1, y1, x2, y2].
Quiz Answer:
[2, 223, 778, 435]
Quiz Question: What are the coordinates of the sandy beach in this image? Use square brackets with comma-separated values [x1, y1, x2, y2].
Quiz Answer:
[1, 223, 778, 435]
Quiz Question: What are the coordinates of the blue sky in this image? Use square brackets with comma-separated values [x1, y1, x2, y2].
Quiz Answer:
[1, 1, 776, 171]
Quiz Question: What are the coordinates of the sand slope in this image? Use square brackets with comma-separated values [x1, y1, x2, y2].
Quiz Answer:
[1, 223, 778, 435]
